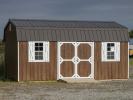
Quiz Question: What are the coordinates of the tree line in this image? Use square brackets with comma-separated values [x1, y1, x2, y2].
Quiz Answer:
[129, 30, 133, 38]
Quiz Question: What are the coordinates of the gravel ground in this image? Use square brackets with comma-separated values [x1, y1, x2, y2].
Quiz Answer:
[0, 64, 133, 100]
[0, 79, 133, 100]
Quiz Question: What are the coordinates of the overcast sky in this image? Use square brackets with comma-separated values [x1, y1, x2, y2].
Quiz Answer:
[0, 0, 133, 38]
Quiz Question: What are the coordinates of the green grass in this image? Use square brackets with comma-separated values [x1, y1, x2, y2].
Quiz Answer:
[130, 57, 133, 66]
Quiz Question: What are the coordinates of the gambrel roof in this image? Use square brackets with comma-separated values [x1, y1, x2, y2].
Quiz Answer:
[5, 19, 129, 42]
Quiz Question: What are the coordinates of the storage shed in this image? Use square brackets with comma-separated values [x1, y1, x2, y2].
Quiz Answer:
[3, 19, 129, 81]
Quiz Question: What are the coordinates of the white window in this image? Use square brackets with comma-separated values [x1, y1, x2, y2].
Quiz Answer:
[28, 41, 49, 62]
[102, 42, 120, 61]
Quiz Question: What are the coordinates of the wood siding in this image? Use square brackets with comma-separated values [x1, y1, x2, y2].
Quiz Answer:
[94, 42, 128, 80]
[18, 41, 128, 81]
[5, 24, 18, 80]
[19, 42, 57, 81]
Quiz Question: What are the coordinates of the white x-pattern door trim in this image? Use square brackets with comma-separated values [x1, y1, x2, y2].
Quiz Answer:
[57, 42, 94, 79]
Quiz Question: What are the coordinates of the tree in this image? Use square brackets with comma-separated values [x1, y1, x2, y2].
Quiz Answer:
[129, 30, 133, 38]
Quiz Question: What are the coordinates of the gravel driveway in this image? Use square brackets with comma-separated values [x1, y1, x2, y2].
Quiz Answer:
[0, 64, 133, 100]
[0, 79, 133, 100]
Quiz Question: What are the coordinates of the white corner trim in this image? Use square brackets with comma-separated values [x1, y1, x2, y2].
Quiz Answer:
[128, 42, 129, 79]
[17, 42, 19, 82]
[92, 42, 94, 79]
[57, 42, 59, 80]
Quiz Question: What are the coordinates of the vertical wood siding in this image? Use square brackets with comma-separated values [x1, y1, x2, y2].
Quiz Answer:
[94, 42, 128, 80]
[5, 24, 18, 81]
[19, 42, 57, 81]
[61, 61, 74, 77]
[19, 41, 128, 81]
[77, 61, 91, 77]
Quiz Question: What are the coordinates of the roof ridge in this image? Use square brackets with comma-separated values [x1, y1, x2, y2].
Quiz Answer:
[9, 19, 127, 29]
[10, 19, 116, 23]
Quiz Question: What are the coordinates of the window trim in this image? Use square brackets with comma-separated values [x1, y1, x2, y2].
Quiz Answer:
[101, 42, 120, 62]
[28, 41, 50, 62]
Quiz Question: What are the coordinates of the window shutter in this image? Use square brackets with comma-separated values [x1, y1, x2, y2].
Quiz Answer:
[43, 42, 49, 62]
[115, 42, 120, 61]
[28, 42, 35, 62]
[102, 42, 107, 61]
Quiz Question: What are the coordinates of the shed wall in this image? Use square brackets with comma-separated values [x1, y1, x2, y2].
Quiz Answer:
[19, 42, 57, 81]
[18, 41, 128, 81]
[94, 42, 128, 80]
[5, 24, 18, 80]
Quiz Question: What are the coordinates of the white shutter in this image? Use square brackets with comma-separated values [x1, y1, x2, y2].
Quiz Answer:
[115, 42, 120, 61]
[102, 42, 107, 61]
[28, 42, 35, 62]
[43, 42, 49, 62]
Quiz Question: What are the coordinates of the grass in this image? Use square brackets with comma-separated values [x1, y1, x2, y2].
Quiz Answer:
[130, 57, 133, 66]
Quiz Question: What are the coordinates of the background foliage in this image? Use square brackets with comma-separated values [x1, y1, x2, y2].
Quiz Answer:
[129, 30, 133, 38]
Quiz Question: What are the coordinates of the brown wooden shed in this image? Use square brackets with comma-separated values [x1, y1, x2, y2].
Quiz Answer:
[3, 19, 129, 81]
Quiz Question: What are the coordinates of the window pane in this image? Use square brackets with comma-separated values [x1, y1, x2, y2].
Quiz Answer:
[39, 43, 43, 46]
[35, 47, 39, 51]
[107, 43, 110, 47]
[38, 56, 43, 60]
[110, 56, 114, 59]
[39, 47, 43, 51]
[111, 43, 114, 46]
[35, 43, 39, 46]
[38, 52, 43, 56]
[107, 55, 110, 59]
[35, 52, 38, 56]
[107, 51, 115, 60]
[110, 52, 114, 56]
[107, 52, 111, 55]
[35, 56, 38, 60]
[35, 55, 43, 60]
[107, 47, 111, 51]
[111, 46, 115, 51]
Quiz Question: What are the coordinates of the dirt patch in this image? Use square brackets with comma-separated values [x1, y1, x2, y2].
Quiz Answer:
[0, 80, 133, 100]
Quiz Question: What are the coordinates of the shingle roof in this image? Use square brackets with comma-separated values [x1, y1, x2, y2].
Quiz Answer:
[9, 19, 129, 42]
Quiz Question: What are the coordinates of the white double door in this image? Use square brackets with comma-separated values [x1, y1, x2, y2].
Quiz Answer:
[57, 42, 94, 79]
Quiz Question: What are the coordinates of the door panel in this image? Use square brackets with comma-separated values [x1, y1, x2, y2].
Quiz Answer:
[78, 44, 91, 59]
[60, 61, 74, 77]
[77, 61, 91, 77]
[61, 43, 74, 59]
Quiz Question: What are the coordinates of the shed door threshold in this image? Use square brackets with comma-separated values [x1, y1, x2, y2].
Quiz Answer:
[60, 78, 95, 83]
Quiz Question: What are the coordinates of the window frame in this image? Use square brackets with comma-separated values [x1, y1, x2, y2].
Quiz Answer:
[28, 41, 50, 62]
[34, 42, 44, 60]
[101, 42, 120, 62]
[106, 43, 115, 60]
